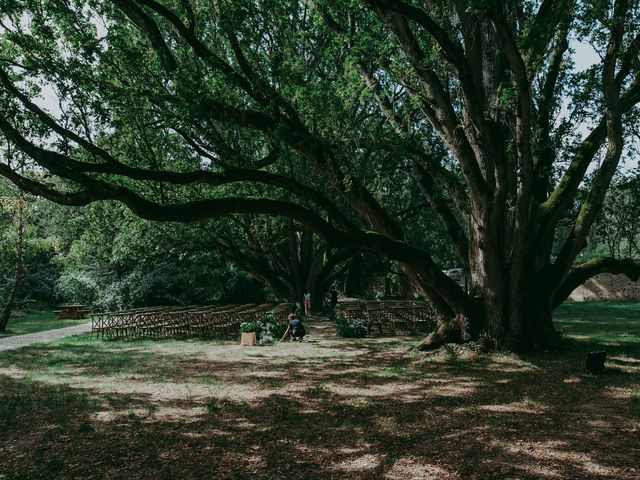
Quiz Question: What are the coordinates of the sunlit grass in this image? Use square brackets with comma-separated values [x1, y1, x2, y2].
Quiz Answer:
[554, 301, 640, 346]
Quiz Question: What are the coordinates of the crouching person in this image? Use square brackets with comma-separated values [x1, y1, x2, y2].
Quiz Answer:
[280, 314, 306, 342]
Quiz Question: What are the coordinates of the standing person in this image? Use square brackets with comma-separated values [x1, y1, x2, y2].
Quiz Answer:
[330, 288, 338, 309]
[303, 290, 312, 316]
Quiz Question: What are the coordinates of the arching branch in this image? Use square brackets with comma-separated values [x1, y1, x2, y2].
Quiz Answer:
[368, 9, 490, 209]
[111, 0, 178, 73]
[0, 105, 360, 233]
[522, 0, 571, 70]
[552, 257, 640, 308]
[552, 0, 629, 278]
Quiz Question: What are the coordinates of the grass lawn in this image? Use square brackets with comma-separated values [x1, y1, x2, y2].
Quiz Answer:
[0, 302, 638, 479]
[554, 301, 640, 346]
[0, 311, 90, 338]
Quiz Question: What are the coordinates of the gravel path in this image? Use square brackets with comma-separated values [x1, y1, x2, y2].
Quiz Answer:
[0, 322, 92, 352]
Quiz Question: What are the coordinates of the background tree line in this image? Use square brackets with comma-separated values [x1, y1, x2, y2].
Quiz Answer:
[0, 175, 421, 319]
[2, 166, 639, 326]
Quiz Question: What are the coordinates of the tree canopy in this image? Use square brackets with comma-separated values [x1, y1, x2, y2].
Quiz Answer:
[1, 0, 639, 349]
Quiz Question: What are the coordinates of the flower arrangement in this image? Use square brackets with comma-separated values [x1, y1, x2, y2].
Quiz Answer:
[334, 313, 367, 338]
[239, 313, 288, 345]
[240, 321, 259, 333]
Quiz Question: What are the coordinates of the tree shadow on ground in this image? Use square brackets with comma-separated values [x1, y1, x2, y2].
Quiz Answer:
[0, 316, 639, 479]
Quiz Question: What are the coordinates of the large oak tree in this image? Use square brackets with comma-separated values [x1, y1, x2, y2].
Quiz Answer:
[1, 0, 639, 349]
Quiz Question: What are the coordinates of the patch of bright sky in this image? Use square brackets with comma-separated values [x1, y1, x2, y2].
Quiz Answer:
[563, 39, 637, 171]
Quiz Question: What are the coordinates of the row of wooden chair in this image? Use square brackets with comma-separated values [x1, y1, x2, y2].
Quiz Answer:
[339, 300, 437, 335]
[91, 303, 296, 340]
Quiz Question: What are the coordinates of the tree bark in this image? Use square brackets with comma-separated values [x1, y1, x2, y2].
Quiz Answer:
[0, 196, 26, 332]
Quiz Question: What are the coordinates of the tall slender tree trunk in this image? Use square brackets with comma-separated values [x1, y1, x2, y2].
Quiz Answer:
[0, 196, 25, 332]
[343, 254, 363, 297]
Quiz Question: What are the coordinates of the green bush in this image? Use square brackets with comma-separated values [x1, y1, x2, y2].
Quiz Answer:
[239, 314, 289, 344]
[334, 314, 367, 338]
[240, 321, 260, 334]
[292, 303, 305, 319]
[258, 313, 289, 341]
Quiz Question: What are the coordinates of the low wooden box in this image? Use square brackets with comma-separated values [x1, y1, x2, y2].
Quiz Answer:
[240, 332, 257, 346]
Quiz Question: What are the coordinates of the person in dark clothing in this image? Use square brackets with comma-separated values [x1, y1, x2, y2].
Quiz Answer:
[330, 288, 338, 309]
[280, 313, 306, 342]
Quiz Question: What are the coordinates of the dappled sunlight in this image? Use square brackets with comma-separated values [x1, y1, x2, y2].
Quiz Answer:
[608, 355, 640, 374]
[611, 355, 640, 364]
[146, 406, 209, 422]
[91, 406, 211, 424]
[373, 416, 401, 434]
[429, 382, 478, 397]
[471, 399, 549, 415]
[384, 458, 457, 480]
[486, 353, 541, 370]
[333, 453, 383, 473]
[416, 350, 540, 374]
[325, 382, 425, 400]
[1, 312, 639, 479]
[0, 360, 313, 410]
[605, 386, 639, 402]
[246, 370, 287, 379]
[496, 439, 625, 478]
[563, 376, 582, 383]
[92, 408, 147, 422]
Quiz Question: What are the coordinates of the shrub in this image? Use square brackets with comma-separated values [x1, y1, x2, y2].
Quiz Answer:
[240, 321, 260, 334]
[55, 271, 99, 306]
[239, 314, 288, 344]
[334, 313, 367, 338]
[292, 303, 305, 319]
[260, 313, 289, 341]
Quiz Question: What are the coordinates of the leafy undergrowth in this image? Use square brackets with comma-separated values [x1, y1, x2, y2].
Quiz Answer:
[0, 311, 89, 338]
[0, 305, 638, 479]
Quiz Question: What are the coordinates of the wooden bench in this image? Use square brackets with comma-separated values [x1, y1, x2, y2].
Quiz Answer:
[55, 305, 88, 319]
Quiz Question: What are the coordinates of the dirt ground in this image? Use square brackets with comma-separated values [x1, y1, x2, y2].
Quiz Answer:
[0, 312, 639, 479]
[569, 273, 640, 301]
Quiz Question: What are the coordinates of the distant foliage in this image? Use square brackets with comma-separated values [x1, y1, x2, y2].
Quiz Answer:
[0, 181, 60, 311]
[55, 271, 100, 307]
[47, 202, 268, 309]
[334, 314, 367, 338]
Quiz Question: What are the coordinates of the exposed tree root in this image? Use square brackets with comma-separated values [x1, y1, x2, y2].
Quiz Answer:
[415, 315, 469, 352]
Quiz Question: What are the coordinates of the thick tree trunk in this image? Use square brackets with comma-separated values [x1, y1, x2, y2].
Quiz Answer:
[416, 314, 470, 351]
[416, 296, 560, 352]
[411, 241, 563, 352]
[0, 276, 21, 332]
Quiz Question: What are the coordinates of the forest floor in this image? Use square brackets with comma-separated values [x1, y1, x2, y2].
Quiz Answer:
[0, 311, 90, 338]
[0, 302, 638, 479]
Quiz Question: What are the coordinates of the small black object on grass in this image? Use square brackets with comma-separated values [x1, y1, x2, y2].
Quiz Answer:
[584, 351, 607, 373]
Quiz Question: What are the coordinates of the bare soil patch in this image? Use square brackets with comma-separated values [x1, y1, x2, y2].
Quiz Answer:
[569, 273, 640, 301]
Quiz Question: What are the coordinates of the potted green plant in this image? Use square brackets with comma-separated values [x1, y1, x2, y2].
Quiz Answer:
[240, 321, 259, 346]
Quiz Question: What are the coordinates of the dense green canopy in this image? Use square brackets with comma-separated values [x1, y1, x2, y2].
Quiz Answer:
[1, 0, 639, 348]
